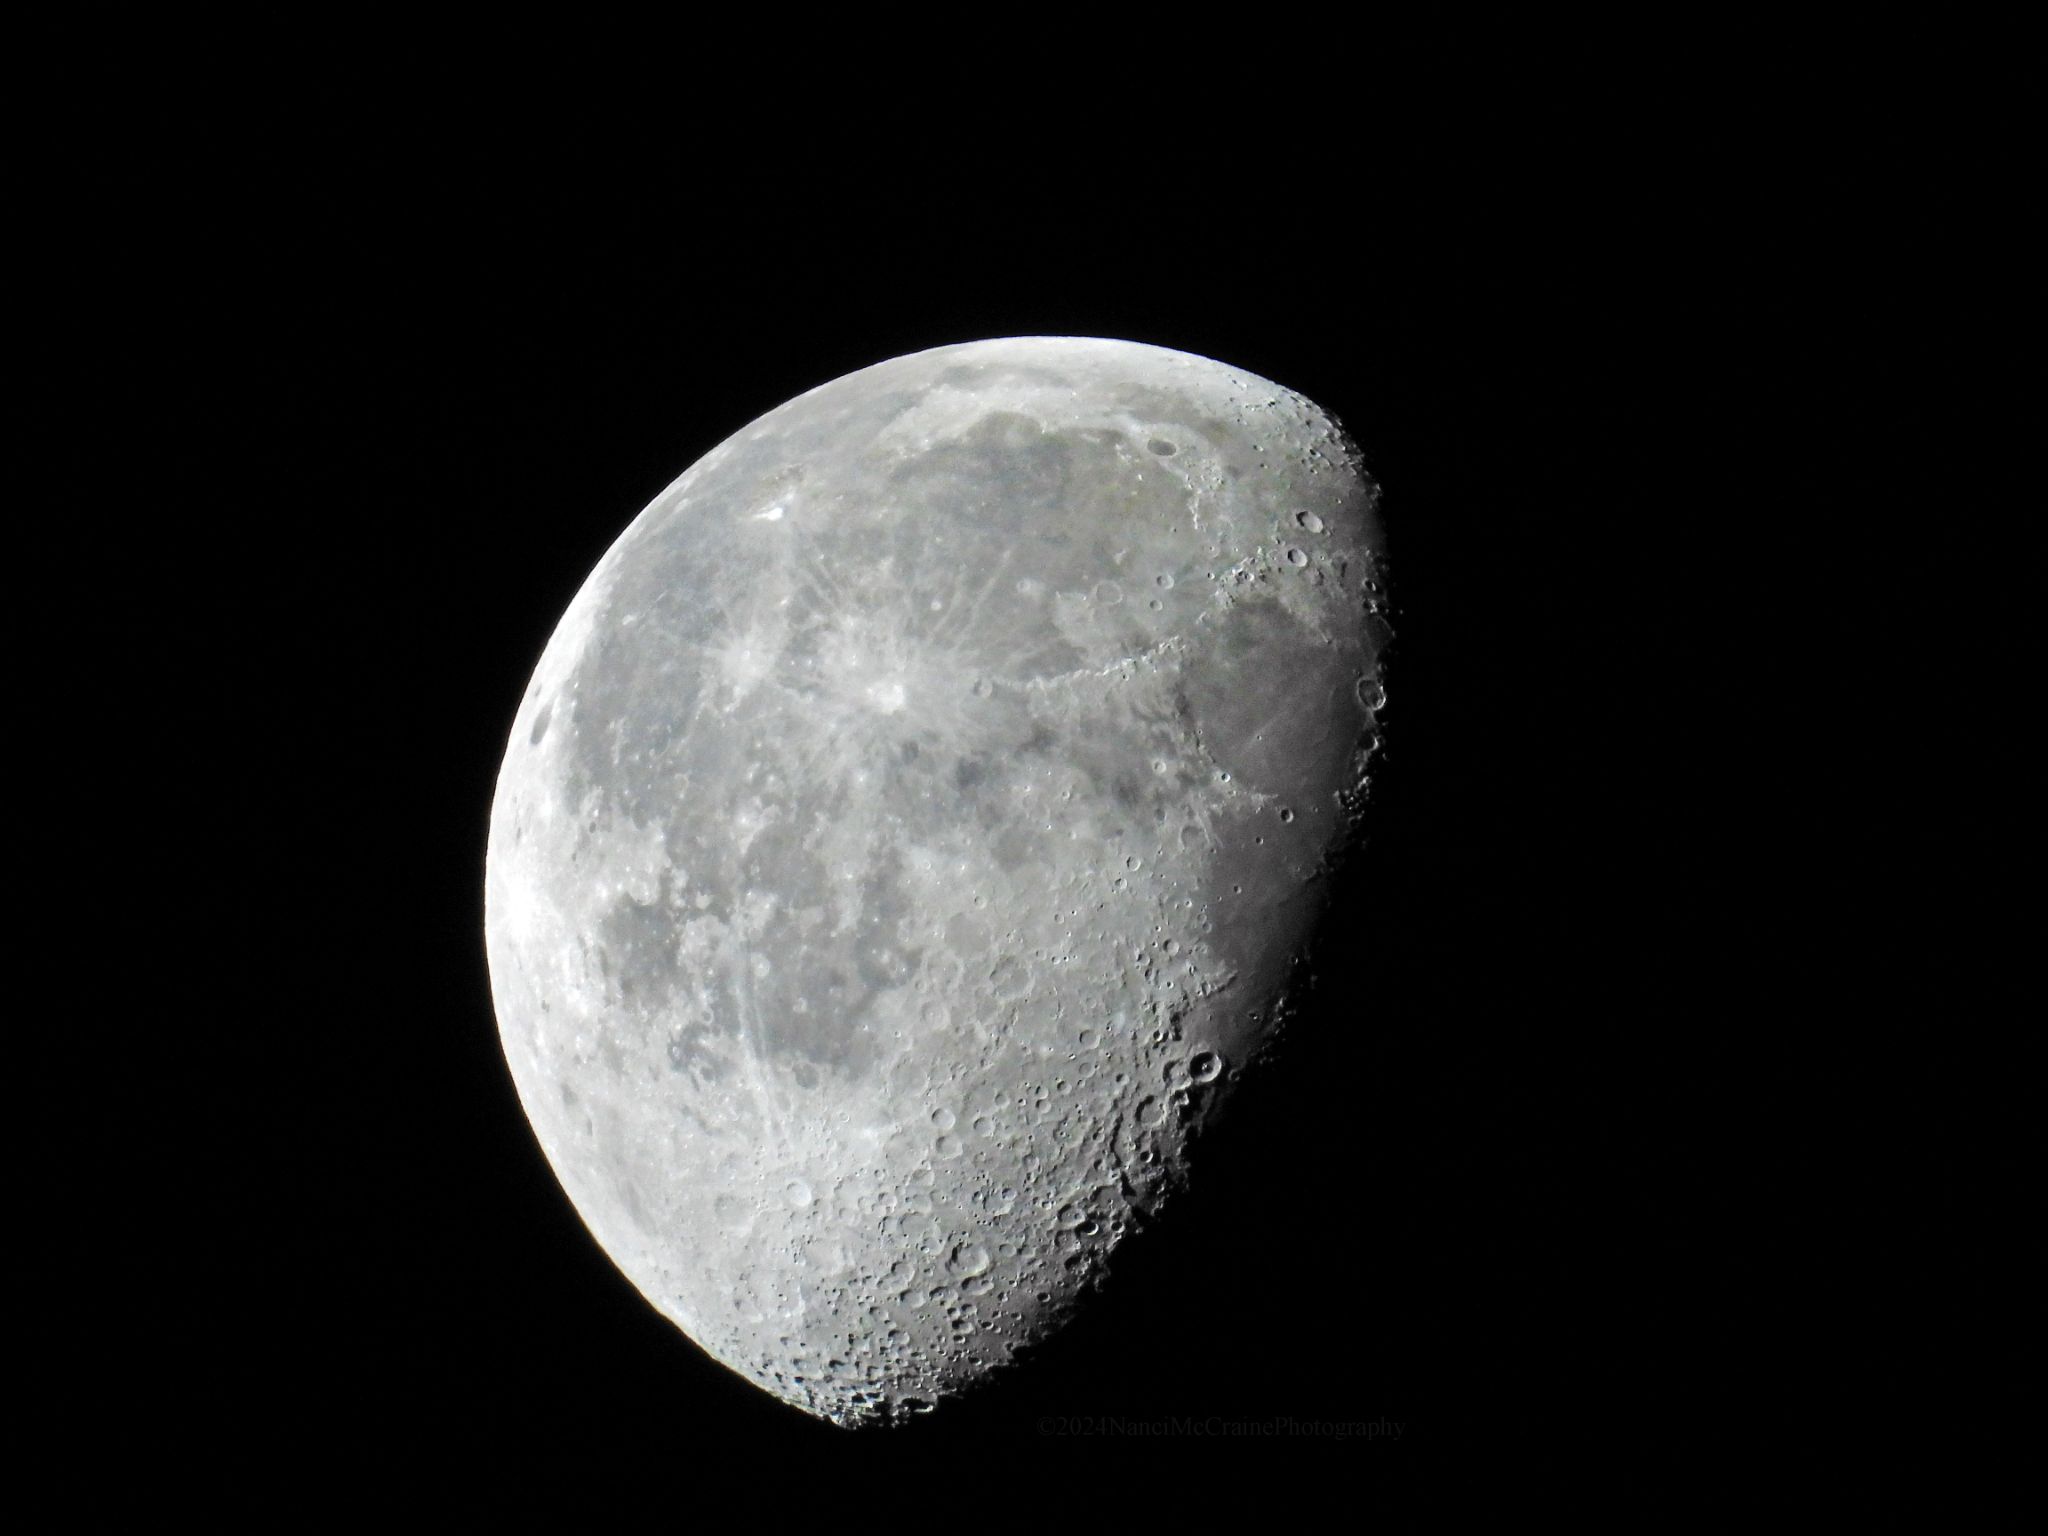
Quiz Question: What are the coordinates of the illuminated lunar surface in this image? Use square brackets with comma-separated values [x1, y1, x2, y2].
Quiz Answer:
[484, 336, 1389, 1425]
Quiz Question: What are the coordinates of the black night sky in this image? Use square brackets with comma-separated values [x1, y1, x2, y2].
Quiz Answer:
[73, 66, 1935, 1508]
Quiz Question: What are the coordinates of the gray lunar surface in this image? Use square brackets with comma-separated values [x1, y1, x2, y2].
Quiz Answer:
[484, 336, 1389, 1425]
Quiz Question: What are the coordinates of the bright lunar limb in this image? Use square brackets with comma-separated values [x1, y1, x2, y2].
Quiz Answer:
[484, 337, 1389, 1425]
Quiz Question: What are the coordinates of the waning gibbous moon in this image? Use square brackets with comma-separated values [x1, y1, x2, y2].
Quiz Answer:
[484, 336, 1389, 1425]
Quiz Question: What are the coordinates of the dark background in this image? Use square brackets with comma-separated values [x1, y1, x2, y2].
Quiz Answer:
[77, 81, 1930, 1501]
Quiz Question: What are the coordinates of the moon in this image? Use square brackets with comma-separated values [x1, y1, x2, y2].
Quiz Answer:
[484, 337, 1388, 1425]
